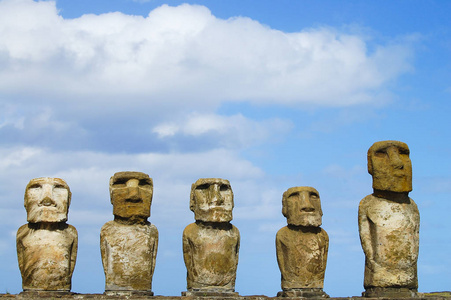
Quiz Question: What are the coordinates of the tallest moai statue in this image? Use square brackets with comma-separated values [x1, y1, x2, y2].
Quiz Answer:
[359, 140, 420, 298]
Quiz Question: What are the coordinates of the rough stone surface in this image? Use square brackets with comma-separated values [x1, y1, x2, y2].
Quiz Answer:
[2, 293, 450, 299]
[100, 171, 158, 294]
[16, 177, 78, 292]
[359, 141, 420, 298]
[183, 178, 240, 296]
[276, 186, 329, 298]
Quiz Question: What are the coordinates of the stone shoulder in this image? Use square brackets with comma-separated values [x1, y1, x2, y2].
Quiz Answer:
[231, 223, 240, 235]
[319, 227, 329, 240]
[358, 194, 374, 209]
[359, 194, 419, 214]
[149, 223, 158, 231]
[100, 220, 115, 232]
[16, 224, 29, 239]
[101, 220, 158, 235]
[182, 222, 198, 238]
[183, 223, 239, 237]
[276, 226, 289, 239]
[66, 224, 78, 237]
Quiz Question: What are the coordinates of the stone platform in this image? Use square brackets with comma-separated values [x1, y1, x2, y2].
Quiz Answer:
[0, 292, 450, 300]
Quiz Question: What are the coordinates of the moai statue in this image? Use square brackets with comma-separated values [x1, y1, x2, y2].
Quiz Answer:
[16, 177, 78, 293]
[359, 141, 420, 298]
[100, 171, 158, 296]
[276, 186, 329, 298]
[182, 178, 240, 297]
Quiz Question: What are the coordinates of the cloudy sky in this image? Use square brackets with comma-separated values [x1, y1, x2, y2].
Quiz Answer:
[0, 0, 450, 296]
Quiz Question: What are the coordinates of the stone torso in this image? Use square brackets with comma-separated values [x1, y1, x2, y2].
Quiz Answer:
[359, 194, 419, 288]
[100, 221, 158, 291]
[16, 223, 77, 291]
[183, 222, 240, 291]
[276, 226, 328, 290]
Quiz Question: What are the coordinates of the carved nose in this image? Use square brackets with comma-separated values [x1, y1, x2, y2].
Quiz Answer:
[40, 196, 55, 207]
[388, 148, 404, 169]
[126, 187, 142, 203]
[300, 193, 315, 212]
[211, 185, 223, 205]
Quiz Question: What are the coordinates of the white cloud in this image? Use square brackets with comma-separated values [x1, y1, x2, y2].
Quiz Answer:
[153, 123, 179, 137]
[0, 0, 413, 110]
[0, 147, 40, 169]
[0, 146, 266, 208]
[153, 113, 292, 149]
[0, 0, 416, 155]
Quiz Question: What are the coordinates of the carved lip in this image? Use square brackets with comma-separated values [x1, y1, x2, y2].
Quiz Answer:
[300, 208, 315, 212]
[393, 173, 409, 178]
[125, 198, 143, 203]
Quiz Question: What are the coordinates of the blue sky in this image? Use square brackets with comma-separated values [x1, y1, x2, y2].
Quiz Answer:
[0, 0, 450, 296]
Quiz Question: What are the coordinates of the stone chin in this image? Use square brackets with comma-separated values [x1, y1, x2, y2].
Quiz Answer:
[113, 206, 151, 219]
[194, 208, 233, 223]
[288, 214, 322, 227]
[372, 176, 412, 193]
[27, 208, 67, 223]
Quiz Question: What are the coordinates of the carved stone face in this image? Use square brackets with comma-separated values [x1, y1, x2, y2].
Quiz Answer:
[282, 186, 322, 227]
[368, 140, 412, 193]
[110, 171, 153, 219]
[25, 177, 71, 223]
[190, 178, 233, 222]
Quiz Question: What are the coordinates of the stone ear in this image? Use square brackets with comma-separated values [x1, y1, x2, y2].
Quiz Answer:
[367, 151, 374, 175]
[189, 183, 196, 212]
[109, 176, 114, 204]
[281, 191, 288, 218]
[24, 189, 28, 209]
[24, 180, 34, 208]
[66, 188, 72, 208]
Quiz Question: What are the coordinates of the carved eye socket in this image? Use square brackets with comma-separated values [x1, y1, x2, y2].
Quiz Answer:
[220, 184, 230, 192]
[375, 149, 387, 157]
[196, 183, 210, 190]
[310, 193, 319, 199]
[28, 183, 42, 189]
[399, 149, 410, 155]
[288, 192, 299, 199]
[139, 179, 152, 187]
[54, 184, 66, 190]
[113, 178, 128, 186]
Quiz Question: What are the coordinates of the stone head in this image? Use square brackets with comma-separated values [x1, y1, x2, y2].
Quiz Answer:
[367, 140, 412, 193]
[110, 171, 153, 219]
[282, 186, 323, 227]
[24, 177, 71, 223]
[190, 178, 234, 223]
